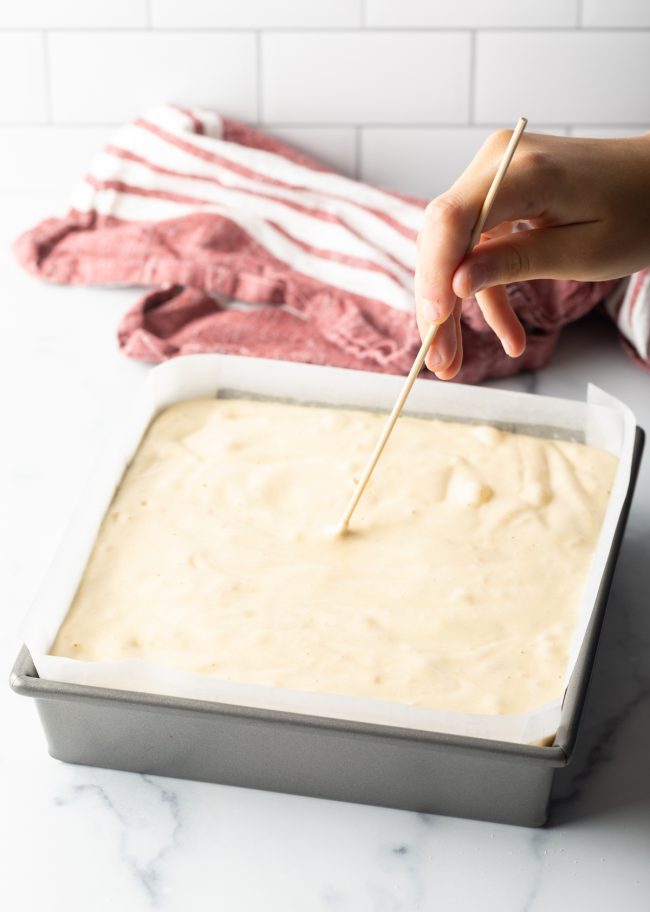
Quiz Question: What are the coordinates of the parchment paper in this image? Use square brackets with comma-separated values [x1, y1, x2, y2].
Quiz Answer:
[23, 355, 637, 745]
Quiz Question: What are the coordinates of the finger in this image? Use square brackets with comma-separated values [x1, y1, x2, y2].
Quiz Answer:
[434, 302, 464, 380]
[422, 299, 462, 377]
[452, 221, 602, 297]
[414, 137, 561, 329]
[415, 291, 436, 350]
[423, 302, 458, 372]
[415, 191, 478, 327]
[414, 283, 458, 367]
[474, 285, 526, 357]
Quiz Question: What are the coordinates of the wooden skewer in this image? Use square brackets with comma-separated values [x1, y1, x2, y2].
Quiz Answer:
[335, 116, 528, 535]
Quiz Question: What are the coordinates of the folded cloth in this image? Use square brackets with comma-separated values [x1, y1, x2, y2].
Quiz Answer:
[15, 104, 631, 382]
[605, 268, 650, 373]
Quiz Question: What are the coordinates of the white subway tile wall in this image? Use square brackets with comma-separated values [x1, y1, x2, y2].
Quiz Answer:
[261, 32, 471, 124]
[150, 1, 362, 29]
[569, 126, 650, 138]
[0, 33, 47, 123]
[48, 32, 258, 123]
[361, 125, 568, 200]
[266, 126, 357, 175]
[581, 0, 650, 28]
[362, 127, 497, 199]
[475, 31, 650, 124]
[0, 1, 648, 197]
[365, 1, 579, 28]
[0, 1, 148, 29]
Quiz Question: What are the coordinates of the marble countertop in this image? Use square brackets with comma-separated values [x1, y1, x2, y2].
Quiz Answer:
[2, 196, 649, 912]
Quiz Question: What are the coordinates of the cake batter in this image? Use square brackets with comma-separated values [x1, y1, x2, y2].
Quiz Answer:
[51, 398, 617, 715]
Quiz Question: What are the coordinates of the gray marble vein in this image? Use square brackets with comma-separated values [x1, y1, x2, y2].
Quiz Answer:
[53, 771, 182, 905]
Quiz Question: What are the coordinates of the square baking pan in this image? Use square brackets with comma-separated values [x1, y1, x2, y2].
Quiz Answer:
[10, 356, 645, 827]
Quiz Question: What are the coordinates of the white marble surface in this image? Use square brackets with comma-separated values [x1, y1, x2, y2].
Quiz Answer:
[2, 196, 649, 911]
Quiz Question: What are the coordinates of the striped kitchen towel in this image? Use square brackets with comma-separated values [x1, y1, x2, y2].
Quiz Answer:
[605, 268, 650, 370]
[15, 104, 642, 382]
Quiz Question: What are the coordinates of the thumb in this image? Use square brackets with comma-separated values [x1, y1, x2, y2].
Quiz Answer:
[451, 223, 598, 298]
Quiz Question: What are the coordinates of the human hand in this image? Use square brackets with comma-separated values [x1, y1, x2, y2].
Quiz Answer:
[415, 130, 650, 378]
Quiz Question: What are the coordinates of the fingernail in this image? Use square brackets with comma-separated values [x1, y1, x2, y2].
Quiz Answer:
[503, 339, 516, 357]
[427, 351, 443, 369]
[422, 299, 443, 323]
[468, 265, 487, 294]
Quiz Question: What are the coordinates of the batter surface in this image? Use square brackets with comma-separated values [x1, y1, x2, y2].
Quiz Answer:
[51, 398, 617, 715]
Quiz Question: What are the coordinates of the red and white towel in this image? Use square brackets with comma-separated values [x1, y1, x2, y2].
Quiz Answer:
[14, 104, 648, 381]
[605, 267, 650, 369]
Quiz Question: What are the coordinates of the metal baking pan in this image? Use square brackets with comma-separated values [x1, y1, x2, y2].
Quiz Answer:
[9, 357, 645, 827]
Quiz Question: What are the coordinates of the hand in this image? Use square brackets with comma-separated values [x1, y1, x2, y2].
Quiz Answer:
[415, 130, 650, 378]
